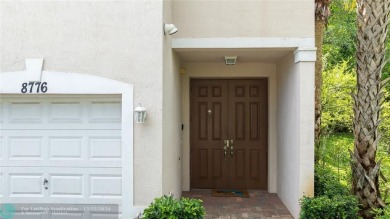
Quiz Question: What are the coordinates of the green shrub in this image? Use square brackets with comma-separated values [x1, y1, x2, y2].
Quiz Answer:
[179, 197, 205, 218]
[374, 205, 390, 219]
[300, 195, 359, 219]
[142, 195, 180, 218]
[323, 0, 356, 72]
[317, 133, 354, 179]
[308, 165, 358, 219]
[380, 93, 390, 137]
[142, 195, 205, 219]
[315, 165, 349, 198]
[321, 62, 355, 134]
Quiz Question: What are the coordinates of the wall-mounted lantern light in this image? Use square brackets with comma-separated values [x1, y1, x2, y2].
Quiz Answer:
[134, 103, 147, 123]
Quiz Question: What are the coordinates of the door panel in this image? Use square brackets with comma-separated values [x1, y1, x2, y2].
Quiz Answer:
[228, 80, 268, 189]
[190, 80, 228, 189]
[2, 167, 121, 203]
[212, 149, 223, 178]
[190, 79, 268, 190]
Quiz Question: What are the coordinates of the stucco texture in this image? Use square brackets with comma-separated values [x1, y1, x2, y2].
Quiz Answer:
[173, 0, 314, 38]
[276, 54, 315, 218]
[162, 0, 183, 198]
[1, 1, 164, 206]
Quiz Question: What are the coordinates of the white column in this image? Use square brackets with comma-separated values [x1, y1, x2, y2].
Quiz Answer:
[294, 48, 315, 199]
[276, 48, 315, 219]
[297, 60, 315, 199]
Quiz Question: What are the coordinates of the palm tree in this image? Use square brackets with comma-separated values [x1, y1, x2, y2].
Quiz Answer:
[315, 0, 332, 162]
[351, 0, 390, 217]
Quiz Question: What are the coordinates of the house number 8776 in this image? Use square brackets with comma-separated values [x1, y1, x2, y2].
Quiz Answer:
[21, 82, 48, 93]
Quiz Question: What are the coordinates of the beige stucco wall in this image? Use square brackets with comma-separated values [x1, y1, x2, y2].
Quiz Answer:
[173, 0, 314, 38]
[162, 0, 183, 198]
[0, 1, 164, 206]
[276, 53, 314, 218]
[180, 62, 278, 193]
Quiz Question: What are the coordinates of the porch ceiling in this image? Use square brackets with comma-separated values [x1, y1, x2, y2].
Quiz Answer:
[174, 48, 294, 63]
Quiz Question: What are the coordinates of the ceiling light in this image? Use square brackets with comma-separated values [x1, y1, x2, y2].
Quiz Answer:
[225, 56, 237, 65]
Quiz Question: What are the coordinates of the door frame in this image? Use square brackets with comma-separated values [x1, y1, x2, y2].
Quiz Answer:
[189, 77, 269, 190]
[0, 70, 134, 217]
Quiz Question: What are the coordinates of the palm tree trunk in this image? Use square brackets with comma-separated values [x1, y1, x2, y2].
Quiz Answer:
[315, 19, 325, 163]
[314, 0, 331, 163]
[351, 0, 390, 218]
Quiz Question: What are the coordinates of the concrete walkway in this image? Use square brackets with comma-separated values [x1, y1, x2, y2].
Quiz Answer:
[182, 190, 293, 219]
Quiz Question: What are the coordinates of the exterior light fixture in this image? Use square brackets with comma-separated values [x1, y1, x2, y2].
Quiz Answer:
[164, 23, 179, 35]
[134, 103, 147, 123]
[225, 56, 237, 65]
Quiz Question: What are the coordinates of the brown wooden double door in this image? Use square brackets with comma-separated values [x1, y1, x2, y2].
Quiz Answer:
[190, 79, 268, 190]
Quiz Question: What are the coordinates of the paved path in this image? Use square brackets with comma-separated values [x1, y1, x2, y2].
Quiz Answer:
[182, 190, 293, 219]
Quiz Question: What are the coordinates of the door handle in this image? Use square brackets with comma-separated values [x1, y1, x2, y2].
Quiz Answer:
[43, 178, 49, 190]
[224, 140, 229, 160]
[230, 140, 234, 159]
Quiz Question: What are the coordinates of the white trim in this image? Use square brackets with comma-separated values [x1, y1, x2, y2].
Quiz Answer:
[294, 48, 317, 63]
[172, 37, 315, 49]
[25, 58, 44, 82]
[0, 71, 135, 218]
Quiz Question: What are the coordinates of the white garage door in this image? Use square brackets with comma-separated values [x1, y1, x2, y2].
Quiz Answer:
[0, 95, 122, 218]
